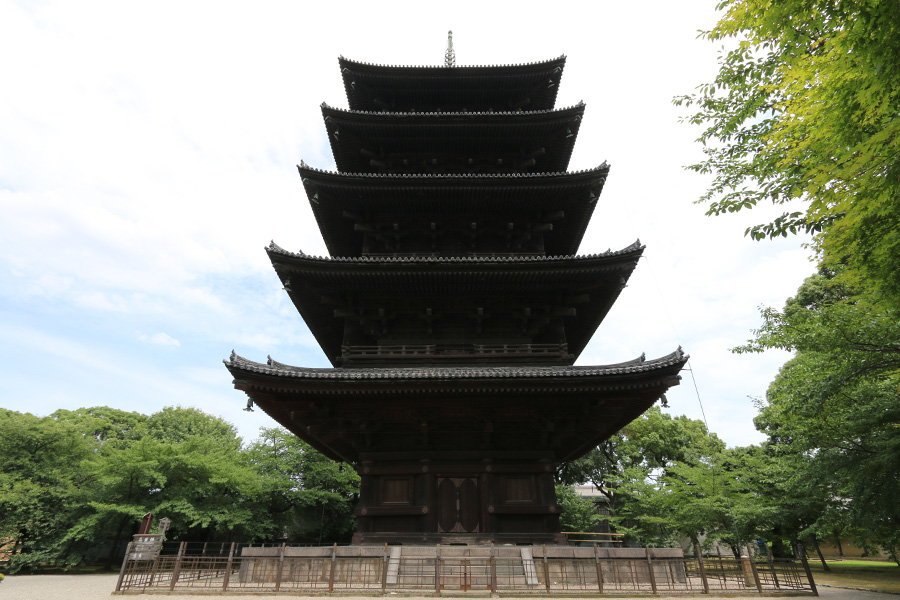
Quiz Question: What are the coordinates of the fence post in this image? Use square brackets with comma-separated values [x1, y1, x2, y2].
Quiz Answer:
[381, 544, 389, 596]
[693, 543, 710, 594]
[490, 542, 497, 594]
[746, 544, 763, 593]
[593, 543, 604, 593]
[797, 543, 818, 596]
[765, 542, 780, 589]
[274, 542, 286, 592]
[115, 541, 132, 592]
[328, 543, 337, 593]
[169, 541, 186, 591]
[645, 546, 658, 594]
[147, 550, 161, 589]
[434, 544, 442, 596]
[542, 545, 551, 594]
[222, 542, 235, 591]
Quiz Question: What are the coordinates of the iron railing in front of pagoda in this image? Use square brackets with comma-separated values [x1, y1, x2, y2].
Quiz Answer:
[115, 541, 817, 595]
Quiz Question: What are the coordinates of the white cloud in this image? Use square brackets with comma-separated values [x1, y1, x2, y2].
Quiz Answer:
[138, 332, 181, 347]
[0, 0, 811, 447]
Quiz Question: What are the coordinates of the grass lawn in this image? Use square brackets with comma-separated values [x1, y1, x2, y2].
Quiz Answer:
[807, 559, 900, 594]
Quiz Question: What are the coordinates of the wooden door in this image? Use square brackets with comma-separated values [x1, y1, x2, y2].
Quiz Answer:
[436, 477, 481, 533]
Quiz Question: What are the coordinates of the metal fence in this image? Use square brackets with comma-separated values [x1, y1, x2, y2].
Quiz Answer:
[115, 542, 817, 595]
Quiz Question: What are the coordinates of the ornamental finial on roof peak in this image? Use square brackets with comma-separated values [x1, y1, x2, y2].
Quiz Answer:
[445, 30, 456, 68]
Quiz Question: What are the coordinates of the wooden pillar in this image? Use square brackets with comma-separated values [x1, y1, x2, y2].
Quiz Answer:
[693, 542, 709, 594]
[746, 544, 763, 593]
[434, 544, 442, 596]
[542, 545, 551, 594]
[274, 543, 286, 592]
[328, 543, 338, 593]
[645, 546, 657, 594]
[169, 541, 186, 591]
[765, 542, 780, 589]
[797, 543, 818, 596]
[222, 542, 236, 591]
[115, 541, 132, 592]
[381, 544, 389, 596]
[593, 543, 604, 593]
[489, 543, 497, 594]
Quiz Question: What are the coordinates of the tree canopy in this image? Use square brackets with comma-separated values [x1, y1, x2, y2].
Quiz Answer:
[0, 407, 358, 573]
[675, 0, 900, 301]
[745, 270, 900, 563]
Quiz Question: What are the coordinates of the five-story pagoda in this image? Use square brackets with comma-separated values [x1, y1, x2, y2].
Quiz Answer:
[226, 35, 687, 545]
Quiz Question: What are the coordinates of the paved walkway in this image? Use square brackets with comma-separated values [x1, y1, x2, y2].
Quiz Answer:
[2, 573, 896, 599]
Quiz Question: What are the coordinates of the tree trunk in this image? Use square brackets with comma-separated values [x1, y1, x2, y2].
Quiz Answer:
[835, 536, 844, 558]
[811, 534, 830, 572]
[105, 515, 130, 570]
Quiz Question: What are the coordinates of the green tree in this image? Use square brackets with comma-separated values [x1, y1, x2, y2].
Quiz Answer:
[558, 407, 719, 518]
[743, 272, 900, 565]
[676, 0, 900, 300]
[246, 427, 359, 543]
[0, 410, 96, 571]
[1, 406, 274, 572]
[555, 486, 601, 533]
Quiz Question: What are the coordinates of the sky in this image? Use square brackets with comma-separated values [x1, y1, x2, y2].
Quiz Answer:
[0, 1, 814, 449]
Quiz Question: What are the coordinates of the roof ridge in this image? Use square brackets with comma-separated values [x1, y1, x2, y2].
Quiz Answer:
[320, 102, 585, 117]
[296, 162, 610, 179]
[225, 347, 688, 379]
[265, 240, 643, 262]
[338, 55, 567, 70]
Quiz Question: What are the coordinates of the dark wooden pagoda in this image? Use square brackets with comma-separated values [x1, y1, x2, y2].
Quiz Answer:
[226, 39, 687, 545]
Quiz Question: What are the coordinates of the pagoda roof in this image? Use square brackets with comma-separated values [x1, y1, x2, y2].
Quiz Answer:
[267, 242, 643, 365]
[321, 103, 584, 174]
[339, 55, 566, 112]
[297, 163, 609, 257]
[224, 347, 688, 464]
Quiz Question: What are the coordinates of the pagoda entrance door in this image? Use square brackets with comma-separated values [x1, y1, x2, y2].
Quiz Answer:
[436, 477, 481, 533]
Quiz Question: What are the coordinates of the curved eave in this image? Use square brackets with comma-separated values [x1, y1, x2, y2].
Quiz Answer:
[321, 104, 584, 175]
[266, 243, 644, 365]
[226, 347, 686, 383]
[224, 347, 687, 464]
[339, 55, 566, 112]
[297, 164, 610, 257]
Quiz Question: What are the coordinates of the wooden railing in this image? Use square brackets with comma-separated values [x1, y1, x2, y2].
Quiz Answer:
[562, 532, 626, 545]
[342, 343, 569, 360]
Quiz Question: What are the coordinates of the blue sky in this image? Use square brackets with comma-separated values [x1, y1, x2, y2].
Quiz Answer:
[0, 0, 813, 447]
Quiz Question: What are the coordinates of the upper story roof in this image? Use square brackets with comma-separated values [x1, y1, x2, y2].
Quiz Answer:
[297, 163, 609, 257]
[322, 103, 584, 175]
[266, 241, 643, 365]
[339, 55, 566, 112]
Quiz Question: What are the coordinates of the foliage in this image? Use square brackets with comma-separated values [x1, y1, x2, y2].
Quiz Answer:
[245, 427, 359, 543]
[0, 409, 96, 571]
[555, 485, 601, 533]
[675, 0, 900, 301]
[557, 407, 772, 551]
[557, 406, 720, 517]
[743, 271, 900, 564]
[0, 406, 357, 572]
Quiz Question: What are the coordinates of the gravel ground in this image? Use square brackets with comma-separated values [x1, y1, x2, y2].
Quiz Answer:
[1, 573, 896, 600]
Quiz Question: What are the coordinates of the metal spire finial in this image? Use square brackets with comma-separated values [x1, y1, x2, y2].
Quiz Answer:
[444, 30, 456, 67]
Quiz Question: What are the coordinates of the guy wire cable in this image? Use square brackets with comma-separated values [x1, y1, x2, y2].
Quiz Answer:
[612, 198, 746, 553]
